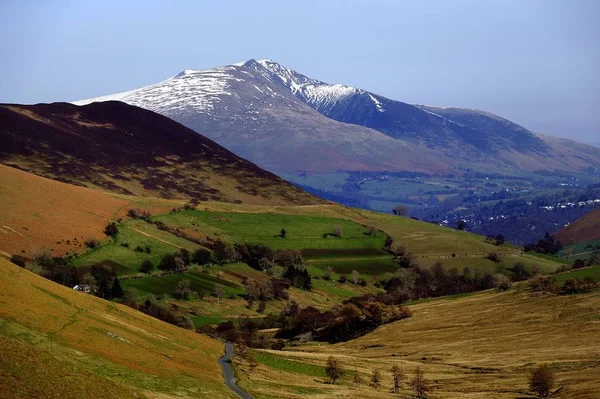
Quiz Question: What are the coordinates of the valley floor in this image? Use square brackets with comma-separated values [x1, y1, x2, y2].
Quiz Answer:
[237, 288, 600, 399]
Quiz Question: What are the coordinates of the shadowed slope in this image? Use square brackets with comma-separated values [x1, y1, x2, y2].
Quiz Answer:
[0, 101, 321, 205]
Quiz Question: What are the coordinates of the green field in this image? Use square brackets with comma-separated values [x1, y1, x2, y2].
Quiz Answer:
[152, 210, 386, 250]
[255, 351, 326, 378]
[121, 268, 242, 296]
[558, 239, 600, 261]
[553, 266, 600, 284]
[73, 219, 204, 275]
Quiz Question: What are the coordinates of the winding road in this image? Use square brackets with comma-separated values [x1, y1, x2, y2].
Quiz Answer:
[219, 343, 255, 399]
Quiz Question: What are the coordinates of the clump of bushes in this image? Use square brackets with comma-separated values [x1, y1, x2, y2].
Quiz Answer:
[486, 252, 504, 263]
[103, 222, 118, 237]
[127, 208, 152, 222]
[84, 238, 100, 249]
[10, 254, 27, 267]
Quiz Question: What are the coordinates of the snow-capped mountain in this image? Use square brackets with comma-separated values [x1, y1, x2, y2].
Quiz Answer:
[73, 59, 600, 174]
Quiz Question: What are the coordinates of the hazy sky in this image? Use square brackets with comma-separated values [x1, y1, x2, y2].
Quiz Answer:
[1, 0, 598, 142]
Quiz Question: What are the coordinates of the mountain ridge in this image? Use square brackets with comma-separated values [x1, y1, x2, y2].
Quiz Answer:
[73, 59, 600, 175]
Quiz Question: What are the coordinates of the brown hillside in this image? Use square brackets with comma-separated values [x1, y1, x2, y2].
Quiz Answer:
[0, 164, 194, 258]
[556, 206, 600, 245]
[0, 257, 233, 399]
[0, 101, 321, 205]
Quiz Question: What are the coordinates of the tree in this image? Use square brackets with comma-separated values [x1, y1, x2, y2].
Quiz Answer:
[139, 259, 153, 274]
[325, 356, 344, 384]
[323, 266, 333, 281]
[158, 254, 177, 271]
[333, 225, 343, 238]
[494, 274, 512, 292]
[495, 233, 505, 246]
[192, 248, 212, 265]
[257, 300, 267, 314]
[82, 273, 98, 293]
[173, 279, 193, 300]
[411, 367, 429, 398]
[529, 364, 554, 398]
[103, 222, 118, 237]
[371, 369, 381, 389]
[456, 220, 466, 231]
[214, 287, 225, 303]
[280, 228, 286, 238]
[391, 364, 404, 394]
[111, 278, 124, 298]
[393, 204, 408, 216]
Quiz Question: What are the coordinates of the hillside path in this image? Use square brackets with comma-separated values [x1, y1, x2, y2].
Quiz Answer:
[219, 342, 255, 399]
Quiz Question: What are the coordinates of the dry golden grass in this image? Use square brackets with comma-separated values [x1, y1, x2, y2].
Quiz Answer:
[240, 289, 600, 399]
[0, 257, 235, 398]
[0, 164, 129, 256]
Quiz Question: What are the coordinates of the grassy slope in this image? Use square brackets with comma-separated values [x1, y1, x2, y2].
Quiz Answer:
[239, 288, 600, 399]
[0, 164, 187, 258]
[0, 258, 234, 399]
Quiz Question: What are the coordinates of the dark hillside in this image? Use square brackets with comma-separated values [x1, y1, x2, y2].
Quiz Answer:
[0, 101, 321, 205]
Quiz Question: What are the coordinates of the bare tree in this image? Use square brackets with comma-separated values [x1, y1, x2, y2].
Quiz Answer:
[391, 364, 404, 394]
[411, 367, 429, 398]
[333, 225, 343, 237]
[323, 266, 333, 281]
[371, 369, 381, 389]
[214, 287, 225, 303]
[529, 364, 554, 398]
[351, 270, 361, 285]
[248, 353, 258, 373]
[325, 356, 344, 384]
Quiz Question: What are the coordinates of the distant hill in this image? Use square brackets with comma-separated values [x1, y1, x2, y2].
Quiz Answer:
[0, 101, 321, 205]
[74, 59, 600, 175]
[0, 257, 229, 399]
[556, 206, 600, 245]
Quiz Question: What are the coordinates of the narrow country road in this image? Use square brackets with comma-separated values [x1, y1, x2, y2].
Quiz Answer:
[219, 342, 255, 399]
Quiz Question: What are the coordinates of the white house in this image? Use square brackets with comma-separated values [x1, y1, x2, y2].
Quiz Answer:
[73, 284, 92, 294]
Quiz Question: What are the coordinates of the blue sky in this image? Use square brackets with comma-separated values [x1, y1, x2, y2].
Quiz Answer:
[1, 0, 598, 142]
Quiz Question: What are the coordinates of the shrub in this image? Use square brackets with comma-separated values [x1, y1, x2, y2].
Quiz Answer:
[10, 255, 27, 267]
[530, 276, 559, 293]
[338, 275, 347, 283]
[560, 277, 598, 294]
[486, 252, 504, 263]
[134, 245, 145, 252]
[529, 364, 554, 398]
[392, 204, 408, 216]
